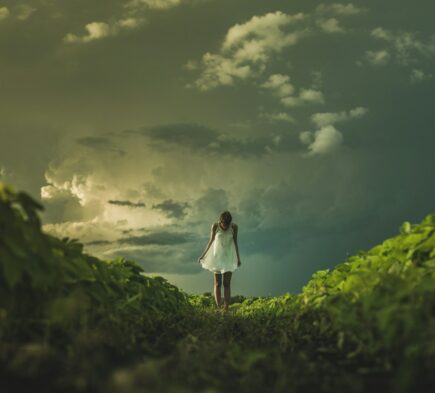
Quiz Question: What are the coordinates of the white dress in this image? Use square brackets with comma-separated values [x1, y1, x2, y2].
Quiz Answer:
[200, 222, 239, 274]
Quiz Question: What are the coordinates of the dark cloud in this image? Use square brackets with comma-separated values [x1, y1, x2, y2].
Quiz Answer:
[85, 239, 112, 246]
[117, 230, 192, 246]
[75, 136, 126, 156]
[152, 199, 189, 218]
[190, 187, 232, 223]
[107, 199, 146, 208]
[118, 123, 301, 157]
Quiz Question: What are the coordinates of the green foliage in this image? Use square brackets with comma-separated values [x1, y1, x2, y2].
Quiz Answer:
[0, 180, 434, 393]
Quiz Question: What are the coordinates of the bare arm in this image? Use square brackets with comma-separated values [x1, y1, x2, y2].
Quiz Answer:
[232, 224, 241, 262]
[199, 223, 217, 259]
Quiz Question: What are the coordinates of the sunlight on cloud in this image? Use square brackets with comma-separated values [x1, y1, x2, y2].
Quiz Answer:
[125, 0, 182, 10]
[304, 125, 344, 156]
[188, 11, 308, 91]
[64, 18, 145, 43]
[187, 4, 366, 91]
[361, 27, 435, 68]
[299, 106, 368, 156]
[0, 7, 10, 20]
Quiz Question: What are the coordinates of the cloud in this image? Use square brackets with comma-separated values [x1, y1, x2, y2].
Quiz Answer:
[299, 130, 314, 145]
[260, 73, 325, 108]
[311, 106, 369, 127]
[126, 122, 285, 158]
[187, 5, 366, 91]
[75, 136, 126, 156]
[42, 218, 120, 244]
[258, 111, 295, 123]
[62, 0, 206, 44]
[260, 74, 295, 97]
[104, 243, 200, 274]
[64, 17, 145, 43]
[125, 0, 183, 10]
[85, 239, 113, 246]
[124, 0, 209, 11]
[280, 88, 325, 107]
[38, 124, 302, 267]
[152, 199, 189, 218]
[108, 199, 146, 208]
[118, 230, 191, 245]
[361, 27, 435, 67]
[0, 7, 10, 20]
[35, 114, 399, 282]
[300, 106, 368, 156]
[16, 4, 37, 21]
[188, 11, 309, 91]
[36, 110, 381, 278]
[370, 27, 391, 41]
[364, 49, 390, 66]
[316, 18, 344, 33]
[315, 3, 365, 16]
[410, 68, 433, 83]
[303, 125, 344, 156]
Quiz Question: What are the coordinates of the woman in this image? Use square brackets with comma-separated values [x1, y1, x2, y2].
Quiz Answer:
[198, 210, 241, 312]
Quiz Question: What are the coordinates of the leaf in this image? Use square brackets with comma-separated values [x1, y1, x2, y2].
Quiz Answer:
[400, 221, 412, 235]
[0, 247, 23, 288]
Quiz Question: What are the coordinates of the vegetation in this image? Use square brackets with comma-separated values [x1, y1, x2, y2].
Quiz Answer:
[0, 181, 434, 392]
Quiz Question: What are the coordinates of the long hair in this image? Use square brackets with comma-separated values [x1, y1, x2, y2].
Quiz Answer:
[219, 210, 232, 226]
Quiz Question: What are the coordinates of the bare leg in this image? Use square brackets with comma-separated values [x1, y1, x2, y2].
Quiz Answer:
[213, 273, 222, 307]
[223, 272, 232, 311]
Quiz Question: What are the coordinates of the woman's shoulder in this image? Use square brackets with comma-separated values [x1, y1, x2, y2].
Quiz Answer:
[231, 222, 238, 230]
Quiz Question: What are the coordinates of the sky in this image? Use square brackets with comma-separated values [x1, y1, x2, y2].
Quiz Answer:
[1, 0, 434, 297]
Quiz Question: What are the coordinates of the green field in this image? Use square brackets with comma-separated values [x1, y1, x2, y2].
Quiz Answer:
[0, 181, 434, 393]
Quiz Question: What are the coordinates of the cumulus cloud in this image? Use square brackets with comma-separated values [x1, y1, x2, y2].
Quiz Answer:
[64, 17, 145, 43]
[316, 18, 344, 33]
[299, 130, 314, 146]
[410, 68, 433, 83]
[300, 106, 368, 157]
[260, 73, 325, 108]
[361, 27, 435, 68]
[315, 3, 365, 16]
[187, 11, 308, 91]
[281, 88, 325, 107]
[187, 5, 366, 91]
[303, 125, 344, 156]
[311, 106, 368, 127]
[260, 74, 295, 97]
[64, 0, 198, 44]
[364, 49, 390, 66]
